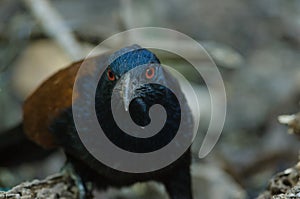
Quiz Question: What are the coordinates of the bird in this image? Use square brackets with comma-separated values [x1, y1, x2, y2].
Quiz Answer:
[0, 45, 194, 199]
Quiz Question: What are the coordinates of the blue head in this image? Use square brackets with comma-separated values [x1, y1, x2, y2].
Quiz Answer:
[98, 45, 167, 112]
[107, 45, 160, 77]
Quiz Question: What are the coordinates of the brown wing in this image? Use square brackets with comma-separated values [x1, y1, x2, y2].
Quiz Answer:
[23, 54, 109, 148]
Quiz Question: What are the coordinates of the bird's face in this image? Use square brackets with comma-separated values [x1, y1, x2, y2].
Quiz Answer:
[98, 47, 167, 117]
[106, 63, 165, 111]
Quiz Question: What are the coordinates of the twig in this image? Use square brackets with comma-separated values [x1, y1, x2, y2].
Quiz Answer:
[278, 112, 300, 135]
[22, 0, 84, 61]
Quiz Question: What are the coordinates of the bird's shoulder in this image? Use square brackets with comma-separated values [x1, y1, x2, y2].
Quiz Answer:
[23, 54, 109, 148]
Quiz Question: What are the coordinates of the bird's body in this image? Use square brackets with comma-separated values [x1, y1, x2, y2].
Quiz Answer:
[2, 45, 194, 199]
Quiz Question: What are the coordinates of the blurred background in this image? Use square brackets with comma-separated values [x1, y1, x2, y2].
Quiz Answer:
[0, 0, 300, 198]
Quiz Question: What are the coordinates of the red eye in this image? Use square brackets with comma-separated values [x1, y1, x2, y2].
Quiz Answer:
[145, 67, 155, 79]
[107, 69, 115, 81]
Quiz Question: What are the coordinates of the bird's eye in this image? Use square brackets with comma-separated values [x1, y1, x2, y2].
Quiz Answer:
[145, 67, 155, 79]
[107, 69, 115, 81]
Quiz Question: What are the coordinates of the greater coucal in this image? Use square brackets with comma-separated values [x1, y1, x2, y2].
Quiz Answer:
[0, 45, 194, 199]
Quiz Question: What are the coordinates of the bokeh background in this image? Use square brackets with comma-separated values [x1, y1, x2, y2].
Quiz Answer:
[0, 0, 300, 198]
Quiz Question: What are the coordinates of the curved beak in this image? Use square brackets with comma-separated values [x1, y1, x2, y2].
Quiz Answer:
[119, 72, 137, 111]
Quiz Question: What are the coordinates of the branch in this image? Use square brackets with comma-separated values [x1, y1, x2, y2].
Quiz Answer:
[22, 0, 84, 61]
[257, 111, 300, 198]
[257, 162, 300, 199]
[0, 171, 79, 199]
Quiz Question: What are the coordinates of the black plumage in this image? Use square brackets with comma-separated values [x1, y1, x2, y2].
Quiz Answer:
[1, 45, 194, 199]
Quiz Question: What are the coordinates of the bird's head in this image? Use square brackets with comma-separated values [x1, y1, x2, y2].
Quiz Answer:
[97, 45, 172, 126]
[95, 45, 191, 153]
